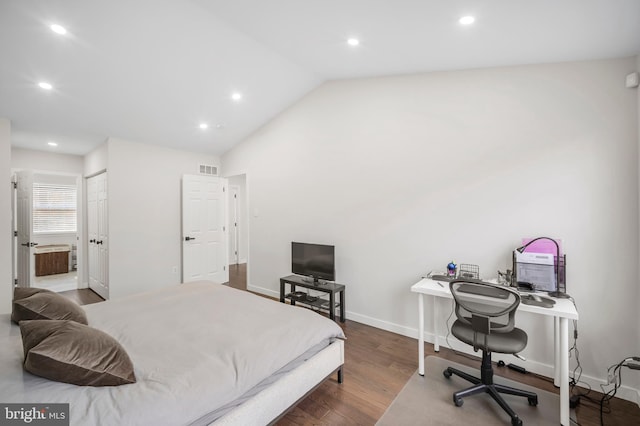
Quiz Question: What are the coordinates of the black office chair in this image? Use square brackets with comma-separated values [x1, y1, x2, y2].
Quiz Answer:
[443, 279, 538, 426]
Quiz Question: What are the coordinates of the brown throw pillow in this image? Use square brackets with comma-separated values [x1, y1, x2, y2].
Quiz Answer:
[20, 320, 136, 387]
[12, 287, 88, 325]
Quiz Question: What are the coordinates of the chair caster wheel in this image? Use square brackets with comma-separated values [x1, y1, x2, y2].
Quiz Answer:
[528, 396, 538, 406]
[443, 369, 452, 379]
[453, 396, 463, 407]
[511, 417, 522, 426]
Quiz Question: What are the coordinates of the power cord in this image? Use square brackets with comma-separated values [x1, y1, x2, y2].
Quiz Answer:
[567, 297, 593, 404]
[599, 356, 640, 425]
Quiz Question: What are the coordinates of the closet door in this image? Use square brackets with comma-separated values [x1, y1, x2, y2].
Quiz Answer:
[87, 172, 108, 299]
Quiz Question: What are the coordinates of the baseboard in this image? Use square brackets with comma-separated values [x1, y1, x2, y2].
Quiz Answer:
[247, 284, 640, 406]
[248, 284, 279, 299]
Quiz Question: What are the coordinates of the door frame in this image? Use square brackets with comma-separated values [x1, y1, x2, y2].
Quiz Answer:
[11, 168, 84, 290]
[223, 173, 249, 287]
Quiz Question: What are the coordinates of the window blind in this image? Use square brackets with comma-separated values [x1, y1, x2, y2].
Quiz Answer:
[33, 183, 77, 233]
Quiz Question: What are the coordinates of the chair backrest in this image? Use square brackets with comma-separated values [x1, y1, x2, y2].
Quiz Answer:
[449, 279, 520, 335]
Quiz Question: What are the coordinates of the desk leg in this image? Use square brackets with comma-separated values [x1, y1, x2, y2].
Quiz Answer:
[554, 316, 560, 387]
[339, 290, 345, 322]
[279, 280, 285, 303]
[559, 317, 569, 426]
[433, 295, 439, 352]
[418, 293, 424, 376]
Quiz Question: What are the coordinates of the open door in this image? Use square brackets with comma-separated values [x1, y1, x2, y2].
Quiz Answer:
[182, 175, 228, 283]
[16, 171, 35, 287]
[87, 172, 109, 299]
[228, 185, 239, 266]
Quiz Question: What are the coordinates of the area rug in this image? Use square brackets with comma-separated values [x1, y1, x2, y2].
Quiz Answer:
[377, 356, 572, 425]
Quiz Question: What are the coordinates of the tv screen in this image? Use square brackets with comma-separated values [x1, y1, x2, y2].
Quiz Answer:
[291, 242, 335, 282]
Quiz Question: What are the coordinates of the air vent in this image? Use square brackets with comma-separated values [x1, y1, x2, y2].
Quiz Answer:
[199, 164, 218, 176]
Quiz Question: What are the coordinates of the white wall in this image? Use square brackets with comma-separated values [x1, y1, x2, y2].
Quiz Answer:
[0, 118, 11, 314]
[222, 57, 639, 400]
[11, 148, 84, 174]
[106, 138, 220, 299]
[84, 142, 108, 177]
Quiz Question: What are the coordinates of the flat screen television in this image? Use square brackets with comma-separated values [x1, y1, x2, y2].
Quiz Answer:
[291, 242, 335, 283]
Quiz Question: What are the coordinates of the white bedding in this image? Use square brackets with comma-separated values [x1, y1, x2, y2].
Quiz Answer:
[0, 282, 345, 425]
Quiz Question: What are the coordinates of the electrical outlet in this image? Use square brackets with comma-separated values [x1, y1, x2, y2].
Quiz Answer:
[607, 371, 616, 384]
[172, 266, 178, 274]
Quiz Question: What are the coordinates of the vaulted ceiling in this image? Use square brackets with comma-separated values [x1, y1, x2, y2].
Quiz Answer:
[1, 0, 639, 156]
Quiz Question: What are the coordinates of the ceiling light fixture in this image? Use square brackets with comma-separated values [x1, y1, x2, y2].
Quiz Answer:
[231, 92, 242, 101]
[50, 24, 67, 35]
[199, 123, 209, 130]
[47, 141, 58, 147]
[38, 81, 53, 90]
[347, 38, 360, 47]
[459, 16, 475, 25]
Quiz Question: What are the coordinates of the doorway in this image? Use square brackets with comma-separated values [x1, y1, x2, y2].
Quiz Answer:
[225, 174, 248, 290]
[12, 170, 83, 293]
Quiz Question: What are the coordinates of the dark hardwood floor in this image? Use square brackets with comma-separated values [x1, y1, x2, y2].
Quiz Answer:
[63, 266, 639, 425]
[59, 287, 104, 305]
[224, 262, 247, 290]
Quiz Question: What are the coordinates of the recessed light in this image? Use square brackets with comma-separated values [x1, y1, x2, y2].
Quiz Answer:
[199, 123, 209, 130]
[347, 38, 360, 47]
[48, 141, 58, 147]
[50, 24, 67, 35]
[459, 16, 475, 25]
[38, 82, 53, 90]
[231, 92, 242, 101]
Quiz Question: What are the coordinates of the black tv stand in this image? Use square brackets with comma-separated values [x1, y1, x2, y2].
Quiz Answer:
[280, 275, 345, 322]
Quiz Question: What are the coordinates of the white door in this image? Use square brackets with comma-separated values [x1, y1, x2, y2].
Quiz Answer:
[228, 185, 239, 265]
[11, 174, 17, 288]
[16, 171, 35, 287]
[182, 175, 228, 283]
[87, 173, 108, 299]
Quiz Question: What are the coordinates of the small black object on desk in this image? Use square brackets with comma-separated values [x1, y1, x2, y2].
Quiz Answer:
[279, 275, 346, 322]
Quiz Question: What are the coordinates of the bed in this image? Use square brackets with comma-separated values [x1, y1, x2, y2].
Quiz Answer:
[0, 281, 345, 425]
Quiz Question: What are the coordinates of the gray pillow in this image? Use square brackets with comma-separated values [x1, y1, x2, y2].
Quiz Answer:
[20, 320, 136, 387]
[12, 287, 88, 325]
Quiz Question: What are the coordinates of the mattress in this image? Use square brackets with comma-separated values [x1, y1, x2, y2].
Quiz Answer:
[0, 282, 345, 425]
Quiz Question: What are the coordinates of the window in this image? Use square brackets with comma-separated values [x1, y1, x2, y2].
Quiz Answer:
[33, 183, 77, 233]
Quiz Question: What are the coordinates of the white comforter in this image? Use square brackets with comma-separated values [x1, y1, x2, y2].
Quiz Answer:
[0, 282, 345, 425]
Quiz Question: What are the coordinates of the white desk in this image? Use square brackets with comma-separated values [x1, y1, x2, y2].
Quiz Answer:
[411, 278, 579, 426]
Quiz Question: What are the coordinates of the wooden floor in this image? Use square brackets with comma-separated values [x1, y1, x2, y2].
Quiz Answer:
[63, 266, 639, 425]
[59, 287, 104, 305]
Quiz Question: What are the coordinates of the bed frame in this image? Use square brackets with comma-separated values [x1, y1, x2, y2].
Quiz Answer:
[213, 339, 344, 425]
